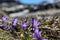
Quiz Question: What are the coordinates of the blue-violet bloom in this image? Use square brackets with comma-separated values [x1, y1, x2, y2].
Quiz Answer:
[2, 16, 7, 22]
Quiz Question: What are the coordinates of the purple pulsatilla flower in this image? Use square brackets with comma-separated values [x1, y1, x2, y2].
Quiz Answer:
[34, 27, 39, 33]
[0, 24, 11, 31]
[0, 24, 4, 30]
[33, 27, 42, 38]
[31, 18, 40, 31]
[21, 21, 29, 30]
[33, 20, 39, 27]
[33, 28, 39, 38]
[12, 18, 18, 26]
[2, 16, 7, 22]
[31, 18, 40, 27]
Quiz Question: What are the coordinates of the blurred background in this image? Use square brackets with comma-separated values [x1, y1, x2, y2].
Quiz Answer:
[0, 0, 60, 18]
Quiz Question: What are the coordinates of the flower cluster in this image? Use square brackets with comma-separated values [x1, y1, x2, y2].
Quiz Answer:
[0, 16, 48, 40]
[31, 18, 47, 40]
